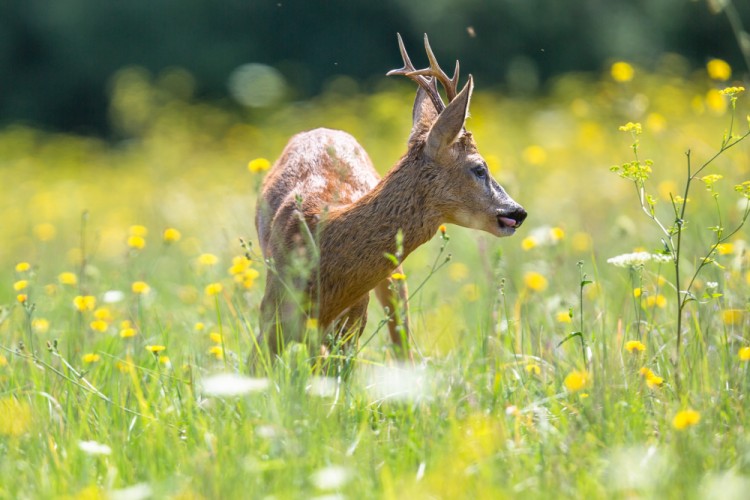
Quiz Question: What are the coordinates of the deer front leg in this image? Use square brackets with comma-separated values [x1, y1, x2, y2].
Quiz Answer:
[374, 266, 411, 358]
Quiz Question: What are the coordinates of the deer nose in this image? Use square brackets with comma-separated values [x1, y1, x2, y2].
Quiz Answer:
[499, 207, 527, 228]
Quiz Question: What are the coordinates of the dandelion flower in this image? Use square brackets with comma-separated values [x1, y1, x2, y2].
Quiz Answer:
[739, 347, 750, 361]
[209, 345, 224, 360]
[523, 271, 548, 292]
[158, 355, 171, 366]
[248, 158, 271, 173]
[94, 308, 112, 321]
[549, 227, 565, 241]
[120, 327, 137, 338]
[556, 311, 572, 323]
[640, 367, 664, 388]
[15, 262, 31, 273]
[525, 364, 541, 375]
[707, 59, 731, 81]
[82, 353, 101, 363]
[228, 255, 250, 275]
[611, 61, 634, 82]
[564, 370, 590, 392]
[145, 345, 166, 353]
[32, 318, 50, 334]
[131, 281, 151, 294]
[58, 272, 78, 286]
[73, 295, 97, 312]
[127, 235, 146, 250]
[625, 340, 646, 353]
[716, 243, 734, 255]
[722, 309, 744, 326]
[672, 409, 701, 430]
[209, 332, 223, 343]
[521, 236, 537, 251]
[163, 227, 182, 243]
[204, 283, 223, 296]
[239, 268, 260, 289]
[198, 253, 219, 266]
[90, 320, 108, 333]
[13, 280, 28, 291]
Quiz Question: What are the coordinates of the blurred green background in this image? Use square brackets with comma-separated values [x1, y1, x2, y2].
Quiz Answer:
[2, 0, 748, 135]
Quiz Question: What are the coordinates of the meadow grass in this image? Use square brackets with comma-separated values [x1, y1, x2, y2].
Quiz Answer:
[1, 60, 750, 499]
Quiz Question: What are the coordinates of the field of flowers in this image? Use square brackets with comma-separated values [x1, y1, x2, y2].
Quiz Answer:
[1, 57, 750, 498]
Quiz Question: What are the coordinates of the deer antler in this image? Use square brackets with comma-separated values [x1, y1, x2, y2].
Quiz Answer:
[387, 33, 461, 113]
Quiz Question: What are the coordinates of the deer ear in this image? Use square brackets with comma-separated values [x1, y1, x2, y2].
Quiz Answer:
[410, 87, 439, 136]
[425, 75, 473, 158]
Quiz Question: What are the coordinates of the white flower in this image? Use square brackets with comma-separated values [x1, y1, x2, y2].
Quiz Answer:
[200, 373, 269, 397]
[78, 440, 112, 456]
[109, 483, 152, 500]
[607, 252, 671, 267]
[310, 465, 351, 490]
[706, 281, 719, 289]
[102, 290, 125, 303]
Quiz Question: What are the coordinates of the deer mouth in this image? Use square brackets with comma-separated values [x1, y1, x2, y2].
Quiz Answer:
[496, 209, 527, 232]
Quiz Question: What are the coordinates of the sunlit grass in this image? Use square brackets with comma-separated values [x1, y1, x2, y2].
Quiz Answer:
[1, 59, 750, 498]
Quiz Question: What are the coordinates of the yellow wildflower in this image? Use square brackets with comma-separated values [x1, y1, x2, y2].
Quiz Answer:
[618, 122, 642, 134]
[571, 232, 592, 252]
[523, 271, 548, 292]
[82, 353, 101, 364]
[158, 355, 171, 366]
[439, 224, 447, 235]
[722, 309, 744, 326]
[94, 308, 112, 322]
[34, 223, 57, 241]
[17, 294, 28, 304]
[521, 236, 537, 251]
[163, 227, 182, 243]
[13, 280, 28, 291]
[461, 283, 480, 302]
[129, 225, 148, 237]
[73, 295, 97, 312]
[228, 255, 250, 275]
[306, 318, 319, 330]
[391, 272, 406, 281]
[556, 311, 572, 323]
[707, 58, 731, 80]
[448, 263, 469, 282]
[672, 409, 701, 430]
[239, 268, 260, 289]
[0, 355, 6, 367]
[208, 346, 224, 360]
[205, 283, 223, 296]
[120, 327, 137, 338]
[549, 227, 565, 241]
[525, 364, 541, 375]
[248, 157, 271, 173]
[611, 61, 634, 82]
[58, 272, 78, 286]
[209, 332, 223, 343]
[194, 322, 205, 331]
[131, 281, 151, 294]
[739, 347, 750, 361]
[127, 235, 146, 250]
[198, 253, 219, 266]
[640, 367, 664, 388]
[633, 287, 642, 298]
[716, 243, 734, 255]
[564, 370, 590, 392]
[522, 145, 547, 165]
[145, 345, 166, 353]
[625, 340, 646, 353]
[719, 86, 745, 97]
[645, 294, 667, 308]
[90, 320, 108, 333]
[706, 89, 727, 114]
[15, 262, 31, 273]
[31, 318, 50, 334]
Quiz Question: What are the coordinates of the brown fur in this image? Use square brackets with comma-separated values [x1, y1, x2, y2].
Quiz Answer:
[255, 44, 526, 358]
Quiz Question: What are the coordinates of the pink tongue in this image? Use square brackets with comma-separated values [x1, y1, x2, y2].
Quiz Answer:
[499, 217, 517, 228]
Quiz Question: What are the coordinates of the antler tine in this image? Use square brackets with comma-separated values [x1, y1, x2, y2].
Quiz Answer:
[387, 33, 446, 112]
[410, 34, 461, 102]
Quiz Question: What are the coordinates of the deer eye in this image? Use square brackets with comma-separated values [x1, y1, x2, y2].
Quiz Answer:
[472, 165, 487, 179]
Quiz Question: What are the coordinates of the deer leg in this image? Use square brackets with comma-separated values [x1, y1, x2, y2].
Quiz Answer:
[374, 266, 411, 357]
[326, 295, 370, 353]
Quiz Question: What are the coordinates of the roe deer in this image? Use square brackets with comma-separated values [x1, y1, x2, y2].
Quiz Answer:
[256, 34, 527, 358]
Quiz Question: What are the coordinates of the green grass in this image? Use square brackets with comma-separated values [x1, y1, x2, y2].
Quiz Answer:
[1, 62, 750, 499]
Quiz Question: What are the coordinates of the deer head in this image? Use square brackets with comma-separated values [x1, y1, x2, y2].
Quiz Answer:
[388, 34, 527, 237]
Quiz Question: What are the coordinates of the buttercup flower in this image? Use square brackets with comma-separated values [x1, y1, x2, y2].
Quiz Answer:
[673, 409, 701, 430]
[163, 227, 182, 243]
[564, 370, 590, 392]
[523, 271, 548, 292]
[248, 157, 271, 173]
